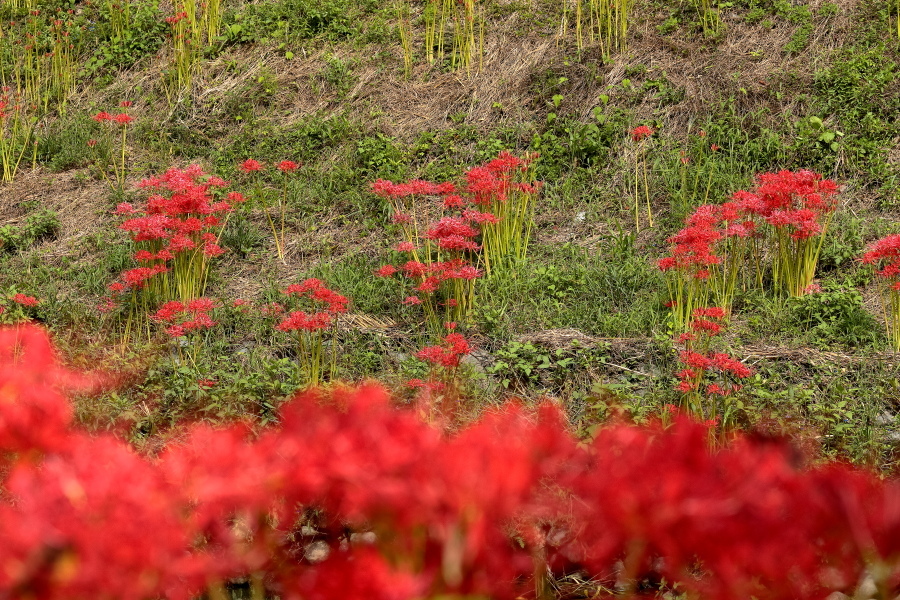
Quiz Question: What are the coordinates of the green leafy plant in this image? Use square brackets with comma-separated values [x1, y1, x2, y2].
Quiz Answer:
[787, 284, 881, 349]
[0, 209, 59, 253]
[487, 339, 608, 392]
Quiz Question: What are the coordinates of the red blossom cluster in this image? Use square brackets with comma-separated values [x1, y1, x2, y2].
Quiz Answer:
[10, 292, 39, 307]
[630, 124, 654, 141]
[734, 170, 839, 238]
[92, 110, 133, 126]
[465, 151, 539, 207]
[674, 307, 752, 417]
[3, 326, 900, 600]
[275, 279, 348, 333]
[416, 331, 472, 368]
[237, 158, 302, 174]
[0, 293, 42, 324]
[660, 170, 840, 312]
[862, 234, 900, 288]
[164, 10, 188, 24]
[103, 165, 238, 308]
[861, 234, 900, 349]
[151, 298, 219, 338]
[658, 202, 753, 279]
[371, 156, 539, 322]
[661, 170, 838, 271]
[377, 256, 482, 308]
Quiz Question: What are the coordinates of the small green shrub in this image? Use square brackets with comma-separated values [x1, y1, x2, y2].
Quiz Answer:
[38, 114, 104, 172]
[487, 339, 608, 392]
[0, 210, 60, 253]
[787, 284, 881, 349]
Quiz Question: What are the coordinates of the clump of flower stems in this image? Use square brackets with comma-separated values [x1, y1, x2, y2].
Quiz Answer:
[238, 158, 301, 263]
[103, 165, 239, 339]
[373, 198, 483, 329]
[0, 9, 80, 114]
[659, 170, 839, 331]
[164, 0, 223, 99]
[467, 151, 540, 275]
[90, 102, 134, 194]
[674, 306, 752, 428]
[372, 153, 540, 329]
[274, 279, 349, 388]
[561, 0, 630, 56]
[396, 0, 414, 77]
[0, 91, 35, 183]
[630, 125, 654, 231]
[669, 130, 721, 218]
[419, 0, 484, 72]
[690, 0, 721, 37]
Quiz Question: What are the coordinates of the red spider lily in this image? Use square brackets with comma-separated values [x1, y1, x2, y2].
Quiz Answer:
[277, 160, 300, 172]
[275, 280, 349, 385]
[861, 234, 900, 350]
[417, 332, 471, 368]
[673, 308, 752, 423]
[660, 170, 839, 326]
[112, 113, 133, 126]
[151, 297, 219, 337]
[10, 293, 39, 307]
[276, 311, 332, 332]
[630, 125, 654, 141]
[112, 166, 237, 305]
[239, 159, 264, 173]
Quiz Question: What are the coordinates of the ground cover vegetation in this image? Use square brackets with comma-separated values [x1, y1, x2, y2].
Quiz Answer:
[3, 0, 900, 596]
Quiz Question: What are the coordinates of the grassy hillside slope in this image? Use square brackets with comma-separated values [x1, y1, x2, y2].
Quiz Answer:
[2, 0, 900, 466]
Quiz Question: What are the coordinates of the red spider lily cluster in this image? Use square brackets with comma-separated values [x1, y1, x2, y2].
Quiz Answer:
[273, 279, 349, 386]
[416, 330, 472, 368]
[373, 183, 481, 327]
[861, 234, 900, 350]
[372, 152, 538, 326]
[674, 307, 752, 424]
[659, 170, 839, 328]
[3, 325, 900, 600]
[103, 165, 238, 314]
[275, 278, 349, 333]
[733, 170, 839, 238]
[152, 298, 219, 338]
[463, 151, 540, 273]
[10, 292, 39, 307]
[412, 327, 474, 418]
[630, 124, 653, 142]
